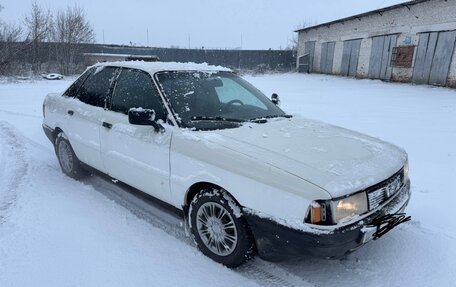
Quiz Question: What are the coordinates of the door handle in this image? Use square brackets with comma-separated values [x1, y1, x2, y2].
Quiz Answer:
[67, 110, 74, 116]
[102, 122, 112, 129]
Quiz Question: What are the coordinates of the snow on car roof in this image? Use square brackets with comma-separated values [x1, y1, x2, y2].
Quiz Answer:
[92, 61, 231, 74]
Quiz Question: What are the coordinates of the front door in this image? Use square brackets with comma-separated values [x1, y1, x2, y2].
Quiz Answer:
[99, 68, 172, 202]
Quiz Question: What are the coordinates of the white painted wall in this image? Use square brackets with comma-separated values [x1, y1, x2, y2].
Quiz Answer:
[297, 0, 456, 87]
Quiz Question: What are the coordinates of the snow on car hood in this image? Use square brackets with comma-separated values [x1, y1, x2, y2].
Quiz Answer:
[209, 116, 407, 198]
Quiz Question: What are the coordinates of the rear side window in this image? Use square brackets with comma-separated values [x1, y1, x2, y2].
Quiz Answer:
[63, 67, 94, 97]
[77, 66, 118, 108]
[111, 69, 166, 120]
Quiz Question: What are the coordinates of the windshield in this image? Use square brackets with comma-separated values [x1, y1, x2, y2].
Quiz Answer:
[155, 71, 286, 130]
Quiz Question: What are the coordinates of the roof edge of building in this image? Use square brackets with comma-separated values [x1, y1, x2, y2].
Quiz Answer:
[295, 0, 432, 33]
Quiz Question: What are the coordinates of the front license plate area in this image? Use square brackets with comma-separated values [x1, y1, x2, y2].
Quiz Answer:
[370, 213, 411, 240]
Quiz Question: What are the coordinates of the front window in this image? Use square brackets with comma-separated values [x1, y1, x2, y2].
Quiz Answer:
[111, 68, 167, 121]
[156, 71, 286, 130]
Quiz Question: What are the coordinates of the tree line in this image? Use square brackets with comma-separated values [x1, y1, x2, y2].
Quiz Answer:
[0, 1, 95, 76]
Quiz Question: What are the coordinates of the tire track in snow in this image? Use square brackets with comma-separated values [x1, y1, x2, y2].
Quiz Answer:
[239, 259, 314, 287]
[0, 121, 28, 224]
[83, 174, 314, 287]
[0, 109, 42, 119]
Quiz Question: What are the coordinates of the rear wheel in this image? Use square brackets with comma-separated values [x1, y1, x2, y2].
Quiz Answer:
[55, 133, 86, 179]
[189, 189, 255, 267]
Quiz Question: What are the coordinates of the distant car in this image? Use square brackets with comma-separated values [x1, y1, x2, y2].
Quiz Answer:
[42, 62, 411, 267]
[42, 73, 63, 80]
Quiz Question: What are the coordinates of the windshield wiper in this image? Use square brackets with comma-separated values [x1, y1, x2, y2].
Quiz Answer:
[249, 114, 293, 122]
[191, 116, 244, 123]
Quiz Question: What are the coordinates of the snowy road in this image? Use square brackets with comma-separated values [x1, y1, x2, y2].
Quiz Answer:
[1, 74, 455, 286]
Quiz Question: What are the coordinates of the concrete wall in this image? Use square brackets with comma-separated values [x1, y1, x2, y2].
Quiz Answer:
[297, 0, 456, 87]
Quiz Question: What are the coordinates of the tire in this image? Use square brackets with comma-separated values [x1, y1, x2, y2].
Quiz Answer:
[55, 133, 86, 179]
[189, 188, 255, 268]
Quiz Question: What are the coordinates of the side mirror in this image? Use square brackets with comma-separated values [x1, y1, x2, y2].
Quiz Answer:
[128, 108, 164, 133]
[271, 93, 280, 105]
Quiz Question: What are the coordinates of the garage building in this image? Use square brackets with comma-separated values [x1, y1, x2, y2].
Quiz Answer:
[296, 0, 456, 87]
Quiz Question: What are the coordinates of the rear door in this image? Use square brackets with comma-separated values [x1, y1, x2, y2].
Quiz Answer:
[66, 66, 119, 172]
[99, 68, 172, 202]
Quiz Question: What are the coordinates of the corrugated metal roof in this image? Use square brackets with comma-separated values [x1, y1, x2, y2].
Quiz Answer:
[295, 0, 433, 32]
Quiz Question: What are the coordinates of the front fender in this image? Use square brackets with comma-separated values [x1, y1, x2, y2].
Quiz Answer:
[169, 130, 331, 224]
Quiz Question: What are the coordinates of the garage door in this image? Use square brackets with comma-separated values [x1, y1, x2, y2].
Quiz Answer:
[368, 35, 398, 80]
[412, 31, 456, 86]
[341, 39, 362, 77]
[299, 41, 315, 73]
[320, 42, 336, 74]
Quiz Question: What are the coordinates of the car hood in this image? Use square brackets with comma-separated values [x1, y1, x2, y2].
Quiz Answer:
[206, 116, 407, 198]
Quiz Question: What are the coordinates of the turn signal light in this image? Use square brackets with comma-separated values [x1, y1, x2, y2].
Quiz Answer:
[310, 202, 326, 224]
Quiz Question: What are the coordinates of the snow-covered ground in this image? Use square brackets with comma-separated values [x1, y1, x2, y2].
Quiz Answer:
[1, 73, 455, 286]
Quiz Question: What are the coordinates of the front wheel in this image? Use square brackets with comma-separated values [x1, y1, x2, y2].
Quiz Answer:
[189, 189, 255, 267]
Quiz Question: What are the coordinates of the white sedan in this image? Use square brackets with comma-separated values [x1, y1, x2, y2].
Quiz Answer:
[42, 61, 411, 267]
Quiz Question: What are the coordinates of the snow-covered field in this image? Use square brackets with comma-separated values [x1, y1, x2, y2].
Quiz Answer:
[1, 73, 455, 286]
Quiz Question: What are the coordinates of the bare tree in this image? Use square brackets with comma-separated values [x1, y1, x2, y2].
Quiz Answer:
[54, 5, 94, 75]
[24, 1, 53, 73]
[0, 21, 23, 75]
[287, 20, 318, 53]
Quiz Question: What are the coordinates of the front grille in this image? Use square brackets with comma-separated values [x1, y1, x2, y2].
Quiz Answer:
[367, 171, 403, 210]
[368, 188, 385, 210]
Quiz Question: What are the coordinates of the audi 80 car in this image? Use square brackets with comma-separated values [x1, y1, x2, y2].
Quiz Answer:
[42, 61, 411, 267]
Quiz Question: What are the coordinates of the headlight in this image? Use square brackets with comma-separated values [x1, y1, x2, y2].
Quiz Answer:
[330, 192, 368, 224]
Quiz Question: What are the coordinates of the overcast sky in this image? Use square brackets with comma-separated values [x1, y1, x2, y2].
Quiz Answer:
[0, 0, 406, 49]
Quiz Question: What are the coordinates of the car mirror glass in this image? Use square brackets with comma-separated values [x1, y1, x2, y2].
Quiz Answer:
[128, 108, 164, 133]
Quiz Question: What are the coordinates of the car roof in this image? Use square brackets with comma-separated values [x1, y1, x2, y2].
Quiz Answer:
[92, 61, 231, 74]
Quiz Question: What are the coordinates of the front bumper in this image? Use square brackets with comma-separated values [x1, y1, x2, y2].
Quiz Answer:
[42, 124, 54, 144]
[244, 180, 411, 261]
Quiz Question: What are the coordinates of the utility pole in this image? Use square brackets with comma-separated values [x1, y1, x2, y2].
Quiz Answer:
[102, 29, 105, 44]
[147, 29, 149, 47]
[188, 34, 191, 49]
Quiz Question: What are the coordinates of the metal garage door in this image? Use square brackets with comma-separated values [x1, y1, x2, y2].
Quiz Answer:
[299, 41, 315, 73]
[412, 31, 456, 86]
[341, 39, 362, 77]
[320, 42, 336, 74]
[368, 35, 398, 80]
